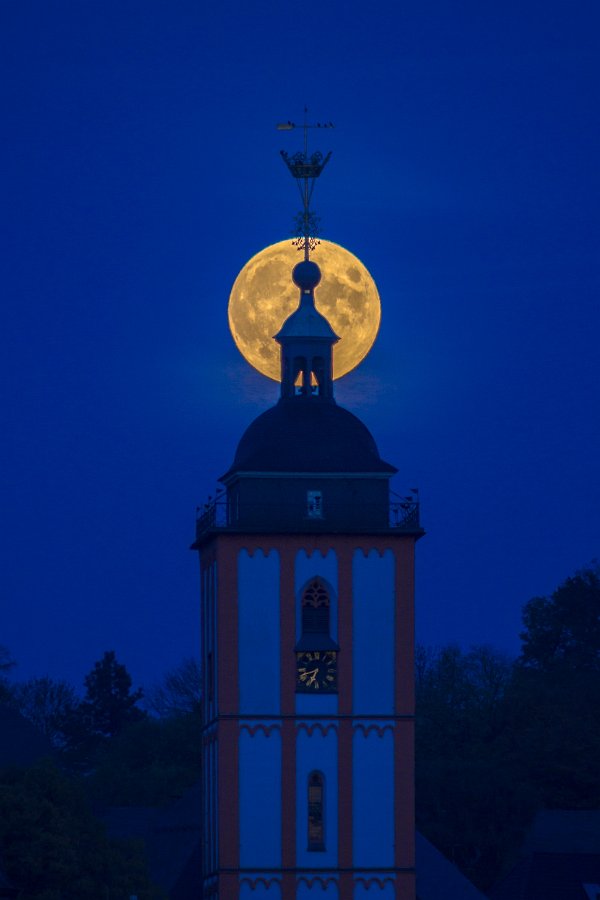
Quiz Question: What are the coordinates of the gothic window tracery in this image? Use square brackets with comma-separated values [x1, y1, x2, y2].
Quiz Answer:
[302, 578, 330, 635]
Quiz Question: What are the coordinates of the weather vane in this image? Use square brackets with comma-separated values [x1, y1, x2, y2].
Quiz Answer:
[277, 107, 334, 260]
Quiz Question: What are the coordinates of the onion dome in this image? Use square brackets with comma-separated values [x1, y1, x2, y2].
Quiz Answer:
[275, 261, 338, 341]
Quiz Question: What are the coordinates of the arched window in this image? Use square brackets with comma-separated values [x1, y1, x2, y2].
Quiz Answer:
[311, 356, 325, 395]
[293, 357, 307, 395]
[307, 771, 325, 850]
[301, 579, 330, 636]
[295, 577, 338, 680]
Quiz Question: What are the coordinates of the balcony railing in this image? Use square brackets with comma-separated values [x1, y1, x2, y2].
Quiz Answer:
[195, 493, 421, 539]
[196, 499, 228, 532]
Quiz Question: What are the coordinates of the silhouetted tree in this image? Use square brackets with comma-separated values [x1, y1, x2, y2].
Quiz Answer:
[416, 643, 513, 751]
[80, 650, 145, 739]
[76, 658, 202, 807]
[0, 645, 14, 673]
[0, 759, 165, 899]
[0, 645, 15, 702]
[416, 644, 536, 891]
[416, 566, 600, 890]
[86, 713, 202, 808]
[511, 564, 600, 808]
[144, 657, 201, 717]
[13, 676, 80, 749]
[59, 652, 145, 771]
[507, 661, 600, 809]
[519, 563, 600, 672]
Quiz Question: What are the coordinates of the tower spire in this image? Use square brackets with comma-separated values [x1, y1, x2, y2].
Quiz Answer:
[277, 107, 334, 260]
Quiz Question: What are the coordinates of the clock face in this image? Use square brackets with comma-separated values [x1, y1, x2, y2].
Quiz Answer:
[296, 651, 338, 693]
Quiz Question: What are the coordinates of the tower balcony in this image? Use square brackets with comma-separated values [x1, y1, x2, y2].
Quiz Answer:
[193, 491, 422, 544]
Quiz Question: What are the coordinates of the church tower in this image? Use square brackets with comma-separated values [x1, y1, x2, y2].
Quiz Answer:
[194, 126, 423, 899]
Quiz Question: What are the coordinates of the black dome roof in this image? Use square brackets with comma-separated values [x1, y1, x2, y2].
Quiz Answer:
[223, 399, 397, 478]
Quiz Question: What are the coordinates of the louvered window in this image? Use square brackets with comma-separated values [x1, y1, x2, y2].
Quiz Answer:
[302, 579, 330, 635]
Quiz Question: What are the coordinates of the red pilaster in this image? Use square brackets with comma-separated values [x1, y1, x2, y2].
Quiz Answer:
[218, 718, 239, 870]
[395, 538, 415, 715]
[396, 872, 417, 900]
[280, 545, 297, 718]
[337, 543, 354, 717]
[394, 719, 415, 873]
[337, 543, 354, 880]
[280, 544, 296, 899]
[216, 538, 239, 715]
[219, 873, 238, 900]
[215, 538, 240, 886]
[395, 538, 415, 877]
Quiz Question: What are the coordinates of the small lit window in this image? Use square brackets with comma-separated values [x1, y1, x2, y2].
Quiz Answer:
[307, 490, 323, 518]
[308, 772, 325, 850]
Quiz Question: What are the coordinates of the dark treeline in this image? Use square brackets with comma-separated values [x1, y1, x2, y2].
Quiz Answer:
[416, 563, 600, 890]
[1, 564, 599, 896]
[0, 651, 201, 899]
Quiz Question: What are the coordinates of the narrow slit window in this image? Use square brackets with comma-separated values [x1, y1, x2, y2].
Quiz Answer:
[308, 771, 325, 850]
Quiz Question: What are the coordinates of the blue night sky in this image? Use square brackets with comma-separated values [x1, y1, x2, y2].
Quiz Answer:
[1, 1, 599, 692]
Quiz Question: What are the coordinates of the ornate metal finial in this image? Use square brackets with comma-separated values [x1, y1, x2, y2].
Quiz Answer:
[277, 107, 334, 260]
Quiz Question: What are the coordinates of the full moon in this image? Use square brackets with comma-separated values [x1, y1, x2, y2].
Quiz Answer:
[228, 239, 381, 381]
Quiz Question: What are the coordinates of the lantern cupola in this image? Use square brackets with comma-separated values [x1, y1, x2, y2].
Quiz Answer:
[275, 259, 339, 401]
